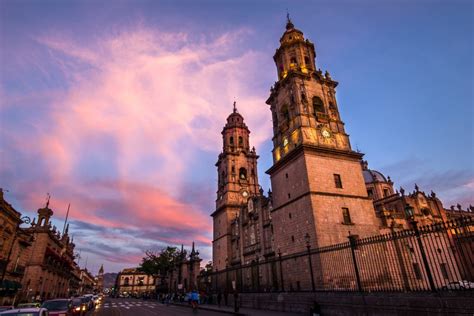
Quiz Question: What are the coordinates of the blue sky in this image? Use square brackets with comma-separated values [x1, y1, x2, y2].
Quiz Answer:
[1, 0, 472, 273]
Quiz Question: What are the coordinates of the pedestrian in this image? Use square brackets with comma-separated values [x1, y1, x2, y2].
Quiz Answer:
[217, 291, 222, 308]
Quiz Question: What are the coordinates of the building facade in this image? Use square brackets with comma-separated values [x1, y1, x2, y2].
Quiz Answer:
[211, 17, 473, 279]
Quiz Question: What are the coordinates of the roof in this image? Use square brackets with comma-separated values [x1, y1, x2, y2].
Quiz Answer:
[363, 169, 388, 183]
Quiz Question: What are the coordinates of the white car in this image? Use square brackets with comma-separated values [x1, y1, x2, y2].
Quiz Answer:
[442, 280, 474, 290]
[0, 307, 49, 316]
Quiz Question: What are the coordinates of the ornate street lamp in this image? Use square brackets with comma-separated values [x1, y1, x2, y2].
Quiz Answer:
[305, 233, 315, 291]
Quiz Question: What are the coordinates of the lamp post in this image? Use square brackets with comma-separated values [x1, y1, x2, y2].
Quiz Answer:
[277, 248, 284, 292]
[404, 204, 436, 292]
[305, 233, 315, 291]
[0, 216, 31, 286]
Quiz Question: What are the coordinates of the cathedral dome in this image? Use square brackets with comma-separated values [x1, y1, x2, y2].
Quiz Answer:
[363, 169, 388, 184]
[361, 160, 388, 183]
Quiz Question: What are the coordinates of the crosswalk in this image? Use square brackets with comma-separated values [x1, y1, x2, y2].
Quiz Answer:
[101, 301, 160, 309]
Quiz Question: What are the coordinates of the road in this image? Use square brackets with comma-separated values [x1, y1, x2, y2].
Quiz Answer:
[91, 297, 229, 316]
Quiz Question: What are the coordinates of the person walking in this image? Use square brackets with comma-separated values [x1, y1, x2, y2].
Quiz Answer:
[190, 290, 199, 313]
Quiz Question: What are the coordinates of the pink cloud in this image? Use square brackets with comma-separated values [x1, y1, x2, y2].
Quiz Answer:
[2, 25, 274, 270]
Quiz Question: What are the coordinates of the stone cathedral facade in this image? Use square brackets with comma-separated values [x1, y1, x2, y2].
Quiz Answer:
[211, 18, 472, 271]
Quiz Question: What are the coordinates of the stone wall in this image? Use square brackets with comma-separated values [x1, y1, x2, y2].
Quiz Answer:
[234, 292, 474, 315]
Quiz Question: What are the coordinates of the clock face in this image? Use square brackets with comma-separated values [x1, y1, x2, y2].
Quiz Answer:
[242, 191, 248, 197]
[321, 128, 331, 139]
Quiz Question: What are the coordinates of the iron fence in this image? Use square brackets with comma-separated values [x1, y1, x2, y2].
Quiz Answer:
[199, 216, 473, 293]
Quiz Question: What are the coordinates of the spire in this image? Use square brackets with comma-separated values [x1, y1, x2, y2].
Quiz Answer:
[45, 193, 51, 208]
[233, 100, 237, 113]
[286, 10, 294, 30]
[99, 264, 104, 274]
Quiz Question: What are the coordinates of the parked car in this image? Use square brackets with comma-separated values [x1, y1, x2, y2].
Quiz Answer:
[71, 298, 87, 316]
[0, 307, 12, 312]
[41, 299, 73, 316]
[442, 280, 474, 290]
[17, 303, 41, 309]
[0, 307, 49, 316]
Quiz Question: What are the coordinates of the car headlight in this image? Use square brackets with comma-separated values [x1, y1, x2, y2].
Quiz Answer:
[75, 307, 81, 311]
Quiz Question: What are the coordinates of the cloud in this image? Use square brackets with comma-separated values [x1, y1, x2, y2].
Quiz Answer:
[1, 25, 273, 272]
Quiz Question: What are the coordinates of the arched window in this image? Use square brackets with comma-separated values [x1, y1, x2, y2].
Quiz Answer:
[304, 56, 310, 65]
[239, 136, 243, 146]
[312, 96, 325, 114]
[239, 168, 247, 180]
[290, 57, 297, 64]
[124, 277, 129, 286]
[230, 136, 234, 145]
[281, 105, 290, 122]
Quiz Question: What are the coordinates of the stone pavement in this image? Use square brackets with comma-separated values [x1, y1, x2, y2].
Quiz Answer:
[170, 301, 304, 316]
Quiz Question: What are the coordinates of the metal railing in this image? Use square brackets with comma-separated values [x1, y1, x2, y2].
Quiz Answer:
[199, 216, 473, 293]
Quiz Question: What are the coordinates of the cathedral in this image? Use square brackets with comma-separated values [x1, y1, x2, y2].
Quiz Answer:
[211, 17, 472, 271]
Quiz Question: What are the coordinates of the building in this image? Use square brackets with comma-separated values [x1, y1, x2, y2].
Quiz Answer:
[115, 244, 201, 296]
[79, 268, 96, 295]
[0, 189, 32, 304]
[211, 17, 473, 282]
[18, 200, 80, 301]
[94, 264, 104, 293]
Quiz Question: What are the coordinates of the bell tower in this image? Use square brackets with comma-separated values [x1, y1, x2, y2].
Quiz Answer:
[211, 102, 260, 270]
[267, 17, 379, 255]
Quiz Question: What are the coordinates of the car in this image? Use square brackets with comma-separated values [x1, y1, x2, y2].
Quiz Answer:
[79, 297, 93, 311]
[16, 303, 41, 309]
[0, 307, 12, 312]
[442, 280, 474, 290]
[41, 299, 73, 316]
[0, 307, 49, 316]
[70, 298, 87, 316]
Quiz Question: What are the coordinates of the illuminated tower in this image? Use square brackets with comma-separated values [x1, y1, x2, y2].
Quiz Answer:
[211, 102, 260, 270]
[266, 17, 379, 255]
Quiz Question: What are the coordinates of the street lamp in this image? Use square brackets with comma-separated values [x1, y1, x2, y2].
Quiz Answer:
[304, 233, 315, 291]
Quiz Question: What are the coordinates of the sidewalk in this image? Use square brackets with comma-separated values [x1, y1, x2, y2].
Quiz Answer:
[170, 302, 304, 316]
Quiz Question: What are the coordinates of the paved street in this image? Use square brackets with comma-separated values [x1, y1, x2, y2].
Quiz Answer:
[91, 297, 230, 316]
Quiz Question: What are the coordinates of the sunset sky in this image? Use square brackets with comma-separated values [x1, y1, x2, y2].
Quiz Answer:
[1, 0, 472, 274]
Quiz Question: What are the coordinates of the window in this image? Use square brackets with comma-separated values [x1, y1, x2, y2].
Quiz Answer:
[383, 188, 390, 197]
[342, 208, 352, 225]
[231, 166, 235, 173]
[413, 263, 422, 280]
[304, 56, 310, 65]
[239, 136, 243, 145]
[290, 57, 297, 64]
[239, 167, 247, 180]
[289, 213, 292, 219]
[334, 174, 343, 188]
[288, 193, 291, 199]
[124, 277, 129, 286]
[440, 263, 449, 279]
[367, 189, 373, 198]
[291, 235, 295, 242]
[312, 96, 325, 114]
[281, 106, 290, 122]
[230, 136, 234, 145]
[285, 173, 288, 179]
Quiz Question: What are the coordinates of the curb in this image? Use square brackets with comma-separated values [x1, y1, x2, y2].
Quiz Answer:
[169, 302, 246, 315]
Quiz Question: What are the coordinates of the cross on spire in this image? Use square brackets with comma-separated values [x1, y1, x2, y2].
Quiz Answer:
[233, 100, 237, 113]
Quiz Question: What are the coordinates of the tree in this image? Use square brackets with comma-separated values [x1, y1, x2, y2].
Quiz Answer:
[139, 246, 181, 291]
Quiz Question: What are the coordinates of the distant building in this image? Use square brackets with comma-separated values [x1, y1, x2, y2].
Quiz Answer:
[94, 264, 104, 293]
[115, 243, 201, 296]
[79, 268, 96, 295]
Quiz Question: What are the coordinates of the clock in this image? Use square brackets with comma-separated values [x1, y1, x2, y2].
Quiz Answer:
[321, 128, 331, 139]
[242, 191, 249, 198]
